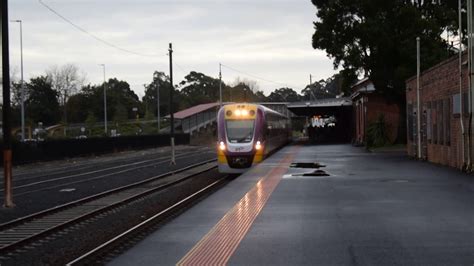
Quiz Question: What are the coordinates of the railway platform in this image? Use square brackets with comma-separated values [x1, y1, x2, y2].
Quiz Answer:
[109, 144, 474, 265]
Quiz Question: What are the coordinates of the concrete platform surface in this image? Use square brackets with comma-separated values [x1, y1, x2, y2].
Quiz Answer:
[109, 144, 474, 266]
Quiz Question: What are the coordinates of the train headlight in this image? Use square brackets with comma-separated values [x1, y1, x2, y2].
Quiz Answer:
[235, 109, 242, 116]
[255, 141, 262, 150]
[241, 110, 248, 116]
[219, 141, 226, 151]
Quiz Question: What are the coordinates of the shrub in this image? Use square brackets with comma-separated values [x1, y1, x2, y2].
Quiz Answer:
[366, 114, 389, 148]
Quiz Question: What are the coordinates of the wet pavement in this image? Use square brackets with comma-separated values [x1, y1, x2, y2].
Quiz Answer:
[110, 144, 474, 266]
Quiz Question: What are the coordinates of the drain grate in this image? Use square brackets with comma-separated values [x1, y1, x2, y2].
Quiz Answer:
[290, 162, 326, 169]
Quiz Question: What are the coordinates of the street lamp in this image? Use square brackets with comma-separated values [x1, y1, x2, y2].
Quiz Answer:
[11, 19, 25, 141]
[99, 64, 107, 135]
[219, 63, 222, 107]
[153, 72, 161, 133]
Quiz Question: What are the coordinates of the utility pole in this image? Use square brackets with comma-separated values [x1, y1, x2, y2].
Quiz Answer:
[2, 0, 15, 208]
[416, 37, 422, 159]
[154, 72, 161, 133]
[169, 43, 176, 165]
[459, 0, 466, 167]
[219, 63, 222, 107]
[468, 0, 474, 169]
[99, 64, 107, 135]
[11, 20, 24, 141]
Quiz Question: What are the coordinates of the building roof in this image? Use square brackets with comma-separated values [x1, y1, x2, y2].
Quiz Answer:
[351, 77, 371, 89]
[350, 78, 376, 99]
[168, 102, 221, 119]
[287, 97, 352, 109]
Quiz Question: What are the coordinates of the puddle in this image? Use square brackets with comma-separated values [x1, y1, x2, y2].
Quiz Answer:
[290, 162, 326, 169]
[290, 170, 330, 177]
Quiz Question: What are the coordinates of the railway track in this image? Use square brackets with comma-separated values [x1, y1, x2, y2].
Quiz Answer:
[6, 150, 213, 198]
[0, 147, 211, 191]
[0, 159, 218, 257]
[66, 177, 226, 265]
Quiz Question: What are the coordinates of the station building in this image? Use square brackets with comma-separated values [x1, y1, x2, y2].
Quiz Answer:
[405, 53, 468, 169]
[351, 78, 401, 145]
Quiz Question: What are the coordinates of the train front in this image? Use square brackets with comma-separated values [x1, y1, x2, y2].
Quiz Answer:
[217, 104, 264, 174]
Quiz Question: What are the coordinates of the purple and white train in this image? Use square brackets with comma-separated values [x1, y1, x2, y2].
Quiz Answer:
[217, 103, 291, 173]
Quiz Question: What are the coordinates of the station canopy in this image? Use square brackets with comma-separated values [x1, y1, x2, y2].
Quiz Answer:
[287, 97, 352, 116]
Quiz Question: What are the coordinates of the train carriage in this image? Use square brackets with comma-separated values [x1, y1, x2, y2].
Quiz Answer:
[217, 103, 290, 173]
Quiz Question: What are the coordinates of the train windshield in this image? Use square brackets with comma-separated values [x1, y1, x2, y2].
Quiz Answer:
[226, 120, 255, 143]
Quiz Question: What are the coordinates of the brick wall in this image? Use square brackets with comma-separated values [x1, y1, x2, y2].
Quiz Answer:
[406, 53, 468, 169]
[366, 95, 400, 143]
[353, 93, 400, 144]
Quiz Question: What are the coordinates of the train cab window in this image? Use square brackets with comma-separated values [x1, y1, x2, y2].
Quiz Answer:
[226, 120, 255, 143]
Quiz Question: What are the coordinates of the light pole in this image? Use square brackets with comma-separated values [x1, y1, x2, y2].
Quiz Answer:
[99, 64, 107, 135]
[11, 19, 25, 141]
[416, 37, 421, 159]
[3, 0, 15, 208]
[219, 63, 222, 107]
[308, 74, 317, 101]
[153, 72, 161, 132]
[169, 43, 176, 165]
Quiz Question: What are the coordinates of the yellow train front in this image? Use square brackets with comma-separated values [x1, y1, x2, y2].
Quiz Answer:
[217, 103, 290, 174]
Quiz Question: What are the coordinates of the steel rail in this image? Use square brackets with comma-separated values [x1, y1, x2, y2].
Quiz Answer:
[0, 159, 216, 254]
[66, 178, 225, 266]
[9, 151, 213, 197]
[0, 149, 210, 189]
[3, 146, 211, 180]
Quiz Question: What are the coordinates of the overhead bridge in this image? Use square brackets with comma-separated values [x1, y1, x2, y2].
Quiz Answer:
[167, 102, 294, 136]
[168, 103, 221, 136]
[287, 97, 353, 143]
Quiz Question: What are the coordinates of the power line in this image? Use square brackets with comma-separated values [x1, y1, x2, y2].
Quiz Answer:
[174, 61, 188, 75]
[38, 0, 164, 58]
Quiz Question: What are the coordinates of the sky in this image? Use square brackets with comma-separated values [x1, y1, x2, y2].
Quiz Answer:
[7, 0, 336, 98]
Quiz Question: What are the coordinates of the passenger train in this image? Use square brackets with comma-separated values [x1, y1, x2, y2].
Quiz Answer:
[217, 103, 291, 173]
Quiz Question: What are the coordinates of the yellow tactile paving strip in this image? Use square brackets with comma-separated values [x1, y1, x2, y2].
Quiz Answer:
[177, 146, 298, 266]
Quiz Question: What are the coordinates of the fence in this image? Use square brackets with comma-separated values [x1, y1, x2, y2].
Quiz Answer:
[0, 133, 190, 164]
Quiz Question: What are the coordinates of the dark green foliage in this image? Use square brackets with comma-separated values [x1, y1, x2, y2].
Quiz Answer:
[311, 0, 459, 103]
[268, 87, 301, 102]
[142, 71, 174, 118]
[66, 78, 141, 124]
[366, 114, 389, 148]
[85, 111, 96, 133]
[179, 71, 221, 106]
[302, 73, 346, 99]
[25, 76, 61, 125]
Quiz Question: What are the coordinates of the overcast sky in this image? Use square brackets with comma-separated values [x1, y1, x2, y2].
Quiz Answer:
[8, 0, 336, 98]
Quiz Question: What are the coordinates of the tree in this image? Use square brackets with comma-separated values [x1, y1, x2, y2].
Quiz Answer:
[301, 72, 346, 100]
[268, 87, 300, 102]
[254, 90, 268, 102]
[113, 103, 128, 126]
[25, 76, 60, 125]
[312, 0, 457, 102]
[229, 78, 262, 102]
[179, 71, 221, 106]
[143, 71, 174, 117]
[103, 78, 141, 122]
[85, 111, 96, 135]
[311, 0, 459, 141]
[66, 93, 91, 123]
[46, 64, 85, 132]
